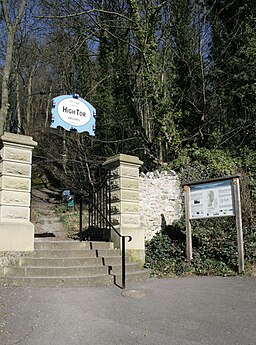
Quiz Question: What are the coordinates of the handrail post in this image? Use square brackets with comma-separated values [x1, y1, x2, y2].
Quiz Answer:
[79, 195, 83, 242]
[108, 170, 111, 241]
[122, 236, 126, 289]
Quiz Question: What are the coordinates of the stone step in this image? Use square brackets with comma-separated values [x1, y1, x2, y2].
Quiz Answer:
[32, 249, 97, 258]
[113, 270, 150, 287]
[1, 240, 150, 288]
[0, 275, 114, 288]
[20, 257, 103, 267]
[109, 262, 142, 274]
[102, 256, 131, 266]
[31, 249, 120, 258]
[5, 262, 142, 277]
[34, 240, 113, 251]
[4, 265, 109, 277]
[34, 240, 89, 251]
[96, 249, 121, 257]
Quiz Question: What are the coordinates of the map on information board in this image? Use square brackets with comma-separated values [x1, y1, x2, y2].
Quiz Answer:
[190, 180, 234, 219]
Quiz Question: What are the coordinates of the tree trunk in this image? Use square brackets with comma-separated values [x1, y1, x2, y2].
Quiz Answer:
[25, 65, 36, 135]
[15, 69, 21, 133]
[0, 0, 28, 136]
[0, 27, 15, 135]
[45, 83, 53, 127]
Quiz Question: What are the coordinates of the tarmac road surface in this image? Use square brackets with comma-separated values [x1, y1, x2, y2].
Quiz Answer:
[0, 276, 255, 345]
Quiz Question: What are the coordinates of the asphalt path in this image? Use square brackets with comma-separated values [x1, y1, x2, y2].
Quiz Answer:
[0, 276, 255, 345]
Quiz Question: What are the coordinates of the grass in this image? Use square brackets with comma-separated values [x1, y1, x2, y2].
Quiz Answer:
[52, 203, 87, 240]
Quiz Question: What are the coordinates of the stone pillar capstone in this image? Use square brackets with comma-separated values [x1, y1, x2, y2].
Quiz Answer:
[0, 132, 37, 251]
[102, 154, 145, 264]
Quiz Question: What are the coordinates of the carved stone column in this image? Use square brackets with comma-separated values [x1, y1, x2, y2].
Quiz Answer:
[0, 133, 37, 251]
[103, 154, 145, 264]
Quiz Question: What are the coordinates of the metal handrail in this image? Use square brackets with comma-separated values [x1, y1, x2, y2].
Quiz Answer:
[88, 199, 132, 289]
[81, 170, 132, 289]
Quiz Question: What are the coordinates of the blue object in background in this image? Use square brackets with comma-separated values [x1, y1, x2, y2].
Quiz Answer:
[51, 94, 96, 135]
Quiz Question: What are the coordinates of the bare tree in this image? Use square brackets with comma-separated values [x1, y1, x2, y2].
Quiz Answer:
[0, 0, 27, 135]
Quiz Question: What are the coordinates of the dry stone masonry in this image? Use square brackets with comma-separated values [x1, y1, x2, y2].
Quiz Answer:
[139, 170, 182, 241]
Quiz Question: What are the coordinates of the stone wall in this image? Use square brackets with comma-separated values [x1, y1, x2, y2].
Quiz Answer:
[0, 252, 27, 276]
[139, 170, 182, 240]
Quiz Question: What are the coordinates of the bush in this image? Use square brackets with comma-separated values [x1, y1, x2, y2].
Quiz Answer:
[145, 218, 189, 277]
[145, 232, 187, 277]
[145, 214, 256, 277]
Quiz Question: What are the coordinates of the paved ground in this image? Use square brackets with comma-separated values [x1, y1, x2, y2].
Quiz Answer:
[0, 276, 255, 345]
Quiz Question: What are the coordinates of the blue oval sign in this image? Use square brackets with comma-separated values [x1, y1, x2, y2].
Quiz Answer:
[51, 94, 96, 135]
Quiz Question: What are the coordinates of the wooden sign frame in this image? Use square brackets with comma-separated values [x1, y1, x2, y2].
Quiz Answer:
[183, 175, 244, 273]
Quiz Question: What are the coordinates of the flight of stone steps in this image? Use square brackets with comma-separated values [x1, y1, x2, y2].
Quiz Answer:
[0, 240, 150, 288]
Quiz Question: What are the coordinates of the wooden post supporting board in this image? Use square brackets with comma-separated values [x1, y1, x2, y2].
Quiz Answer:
[184, 185, 192, 263]
[233, 177, 245, 273]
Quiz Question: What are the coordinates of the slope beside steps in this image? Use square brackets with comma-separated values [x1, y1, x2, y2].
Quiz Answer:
[0, 241, 149, 288]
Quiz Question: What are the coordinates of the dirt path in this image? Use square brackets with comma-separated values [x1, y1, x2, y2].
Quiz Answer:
[31, 188, 70, 241]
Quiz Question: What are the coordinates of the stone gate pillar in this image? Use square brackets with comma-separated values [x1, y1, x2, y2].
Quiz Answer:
[0, 133, 37, 251]
[103, 154, 145, 264]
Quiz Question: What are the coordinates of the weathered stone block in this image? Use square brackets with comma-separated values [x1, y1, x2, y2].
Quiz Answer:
[121, 178, 139, 190]
[1, 175, 30, 191]
[0, 190, 30, 206]
[111, 166, 139, 178]
[121, 190, 139, 202]
[111, 202, 120, 214]
[121, 213, 140, 226]
[1, 147, 32, 163]
[120, 166, 139, 178]
[0, 161, 31, 177]
[111, 190, 120, 202]
[111, 201, 139, 214]
[110, 178, 139, 190]
[0, 205, 30, 222]
[0, 223, 34, 251]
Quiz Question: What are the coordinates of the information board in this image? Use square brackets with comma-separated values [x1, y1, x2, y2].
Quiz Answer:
[183, 176, 244, 273]
[190, 180, 234, 219]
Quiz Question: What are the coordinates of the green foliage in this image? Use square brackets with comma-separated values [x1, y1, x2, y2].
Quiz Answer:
[145, 233, 187, 277]
[240, 147, 256, 200]
[243, 222, 256, 263]
[191, 218, 238, 274]
[207, 0, 256, 152]
[145, 216, 256, 277]
[169, 146, 240, 184]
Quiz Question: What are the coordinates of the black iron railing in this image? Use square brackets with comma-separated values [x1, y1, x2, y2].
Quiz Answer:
[84, 170, 132, 289]
[86, 170, 111, 241]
